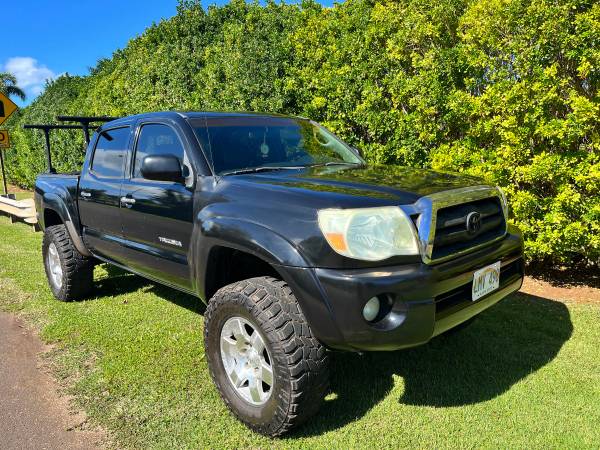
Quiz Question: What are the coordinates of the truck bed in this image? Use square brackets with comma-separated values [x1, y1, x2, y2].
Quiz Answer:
[34, 173, 81, 221]
[35, 173, 80, 194]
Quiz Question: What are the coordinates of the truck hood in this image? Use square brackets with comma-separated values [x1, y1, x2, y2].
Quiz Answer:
[230, 164, 484, 205]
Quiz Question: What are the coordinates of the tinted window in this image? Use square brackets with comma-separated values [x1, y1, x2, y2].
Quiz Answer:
[133, 124, 185, 179]
[91, 127, 130, 178]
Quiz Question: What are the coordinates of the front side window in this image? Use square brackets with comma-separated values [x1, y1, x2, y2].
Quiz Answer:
[91, 127, 130, 178]
[133, 124, 185, 179]
[192, 117, 363, 175]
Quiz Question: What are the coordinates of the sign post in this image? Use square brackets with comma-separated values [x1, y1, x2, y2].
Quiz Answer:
[0, 93, 19, 197]
[0, 130, 10, 196]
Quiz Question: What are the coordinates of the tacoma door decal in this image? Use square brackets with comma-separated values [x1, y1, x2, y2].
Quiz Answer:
[159, 236, 183, 247]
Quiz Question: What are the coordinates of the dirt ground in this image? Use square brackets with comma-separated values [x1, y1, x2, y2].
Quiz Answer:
[6, 184, 30, 193]
[521, 272, 600, 305]
[0, 312, 108, 450]
[0, 183, 30, 194]
[521, 277, 600, 305]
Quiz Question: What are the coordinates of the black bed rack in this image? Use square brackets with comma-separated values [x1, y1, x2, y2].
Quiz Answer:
[23, 115, 118, 173]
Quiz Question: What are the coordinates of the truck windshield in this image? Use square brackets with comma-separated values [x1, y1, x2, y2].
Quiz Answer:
[191, 116, 363, 175]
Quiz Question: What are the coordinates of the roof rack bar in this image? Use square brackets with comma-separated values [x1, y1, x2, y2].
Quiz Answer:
[23, 116, 119, 174]
[23, 124, 83, 173]
[56, 115, 118, 144]
[22, 125, 84, 130]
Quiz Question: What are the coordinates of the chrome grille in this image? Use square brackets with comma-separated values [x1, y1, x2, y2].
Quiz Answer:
[431, 197, 506, 260]
[412, 186, 508, 264]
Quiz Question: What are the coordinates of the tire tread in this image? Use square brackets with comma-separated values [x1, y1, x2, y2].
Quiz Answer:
[204, 276, 329, 436]
[43, 224, 94, 301]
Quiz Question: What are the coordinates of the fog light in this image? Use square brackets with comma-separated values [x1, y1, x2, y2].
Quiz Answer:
[362, 296, 380, 322]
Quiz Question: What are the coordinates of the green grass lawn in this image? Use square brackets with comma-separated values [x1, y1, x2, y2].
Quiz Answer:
[13, 192, 34, 200]
[0, 189, 33, 200]
[0, 216, 599, 449]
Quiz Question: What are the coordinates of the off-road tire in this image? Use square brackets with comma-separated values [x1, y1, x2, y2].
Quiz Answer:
[42, 224, 94, 301]
[204, 276, 329, 437]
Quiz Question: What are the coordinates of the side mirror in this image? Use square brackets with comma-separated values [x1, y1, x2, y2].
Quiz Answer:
[140, 155, 183, 182]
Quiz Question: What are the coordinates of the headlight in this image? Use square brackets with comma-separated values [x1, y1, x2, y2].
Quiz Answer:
[317, 206, 419, 261]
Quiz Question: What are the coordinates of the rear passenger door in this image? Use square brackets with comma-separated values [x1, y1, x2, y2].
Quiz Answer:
[78, 126, 131, 263]
[119, 122, 195, 290]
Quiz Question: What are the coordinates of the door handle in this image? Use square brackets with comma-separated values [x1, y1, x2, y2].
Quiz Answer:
[80, 191, 91, 198]
[120, 196, 136, 207]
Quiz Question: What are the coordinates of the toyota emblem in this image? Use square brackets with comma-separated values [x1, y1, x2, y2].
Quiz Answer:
[466, 212, 482, 234]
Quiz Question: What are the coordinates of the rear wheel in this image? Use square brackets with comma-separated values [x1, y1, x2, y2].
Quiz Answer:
[204, 276, 329, 436]
[42, 224, 94, 301]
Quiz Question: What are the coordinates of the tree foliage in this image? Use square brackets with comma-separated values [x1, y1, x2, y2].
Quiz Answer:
[0, 72, 26, 100]
[6, 0, 599, 267]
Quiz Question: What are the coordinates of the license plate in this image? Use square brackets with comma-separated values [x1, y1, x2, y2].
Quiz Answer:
[472, 261, 501, 301]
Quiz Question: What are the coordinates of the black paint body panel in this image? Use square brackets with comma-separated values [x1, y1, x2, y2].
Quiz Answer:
[34, 111, 525, 352]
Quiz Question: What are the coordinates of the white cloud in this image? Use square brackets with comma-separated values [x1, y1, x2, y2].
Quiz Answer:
[2, 57, 57, 100]
[30, 85, 45, 96]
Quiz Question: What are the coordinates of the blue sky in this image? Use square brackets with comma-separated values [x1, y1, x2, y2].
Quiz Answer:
[2, 0, 334, 107]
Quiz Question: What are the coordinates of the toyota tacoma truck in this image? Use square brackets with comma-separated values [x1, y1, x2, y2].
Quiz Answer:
[34, 112, 524, 436]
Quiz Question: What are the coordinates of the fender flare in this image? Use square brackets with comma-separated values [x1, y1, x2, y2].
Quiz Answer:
[41, 193, 91, 257]
[200, 217, 307, 264]
[193, 216, 309, 299]
[192, 216, 345, 345]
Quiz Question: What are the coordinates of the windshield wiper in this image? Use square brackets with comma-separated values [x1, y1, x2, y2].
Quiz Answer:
[221, 162, 363, 176]
[308, 161, 363, 168]
[220, 166, 306, 176]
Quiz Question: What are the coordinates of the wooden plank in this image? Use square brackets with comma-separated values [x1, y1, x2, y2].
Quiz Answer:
[18, 198, 35, 208]
[0, 195, 38, 230]
[0, 196, 34, 210]
[0, 204, 36, 219]
[0, 197, 25, 208]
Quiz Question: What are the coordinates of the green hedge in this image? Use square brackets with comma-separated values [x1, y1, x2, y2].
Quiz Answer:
[6, 0, 599, 267]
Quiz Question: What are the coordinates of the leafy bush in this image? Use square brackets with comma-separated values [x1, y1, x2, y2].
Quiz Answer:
[6, 75, 88, 186]
[6, 0, 599, 267]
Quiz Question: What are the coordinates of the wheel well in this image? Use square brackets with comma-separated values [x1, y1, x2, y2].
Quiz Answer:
[204, 246, 280, 300]
[44, 208, 63, 228]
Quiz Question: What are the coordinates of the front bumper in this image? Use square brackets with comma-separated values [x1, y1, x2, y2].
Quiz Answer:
[279, 227, 524, 352]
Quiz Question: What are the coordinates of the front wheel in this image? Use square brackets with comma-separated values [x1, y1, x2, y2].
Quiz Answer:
[204, 277, 329, 437]
[42, 224, 94, 301]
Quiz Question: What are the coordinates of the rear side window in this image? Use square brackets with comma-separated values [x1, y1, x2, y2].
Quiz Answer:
[91, 127, 130, 178]
[133, 124, 185, 179]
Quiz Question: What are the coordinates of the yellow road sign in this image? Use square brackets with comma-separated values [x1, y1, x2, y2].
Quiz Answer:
[0, 130, 10, 148]
[0, 92, 18, 126]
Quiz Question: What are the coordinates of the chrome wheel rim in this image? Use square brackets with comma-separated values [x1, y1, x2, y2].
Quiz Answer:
[47, 243, 63, 289]
[220, 316, 274, 406]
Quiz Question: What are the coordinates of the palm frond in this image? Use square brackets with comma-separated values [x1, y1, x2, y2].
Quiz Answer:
[0, 72, 26, 101]
[4, 86, 26, 100]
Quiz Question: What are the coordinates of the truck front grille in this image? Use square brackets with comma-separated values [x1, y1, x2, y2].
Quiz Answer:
[430, 197, 506, 261]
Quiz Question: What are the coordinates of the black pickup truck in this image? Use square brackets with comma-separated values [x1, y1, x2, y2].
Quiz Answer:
[34, 111, 524, 436]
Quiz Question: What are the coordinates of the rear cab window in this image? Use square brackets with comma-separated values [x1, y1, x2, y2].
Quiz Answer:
[91, 127, 130, 178]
